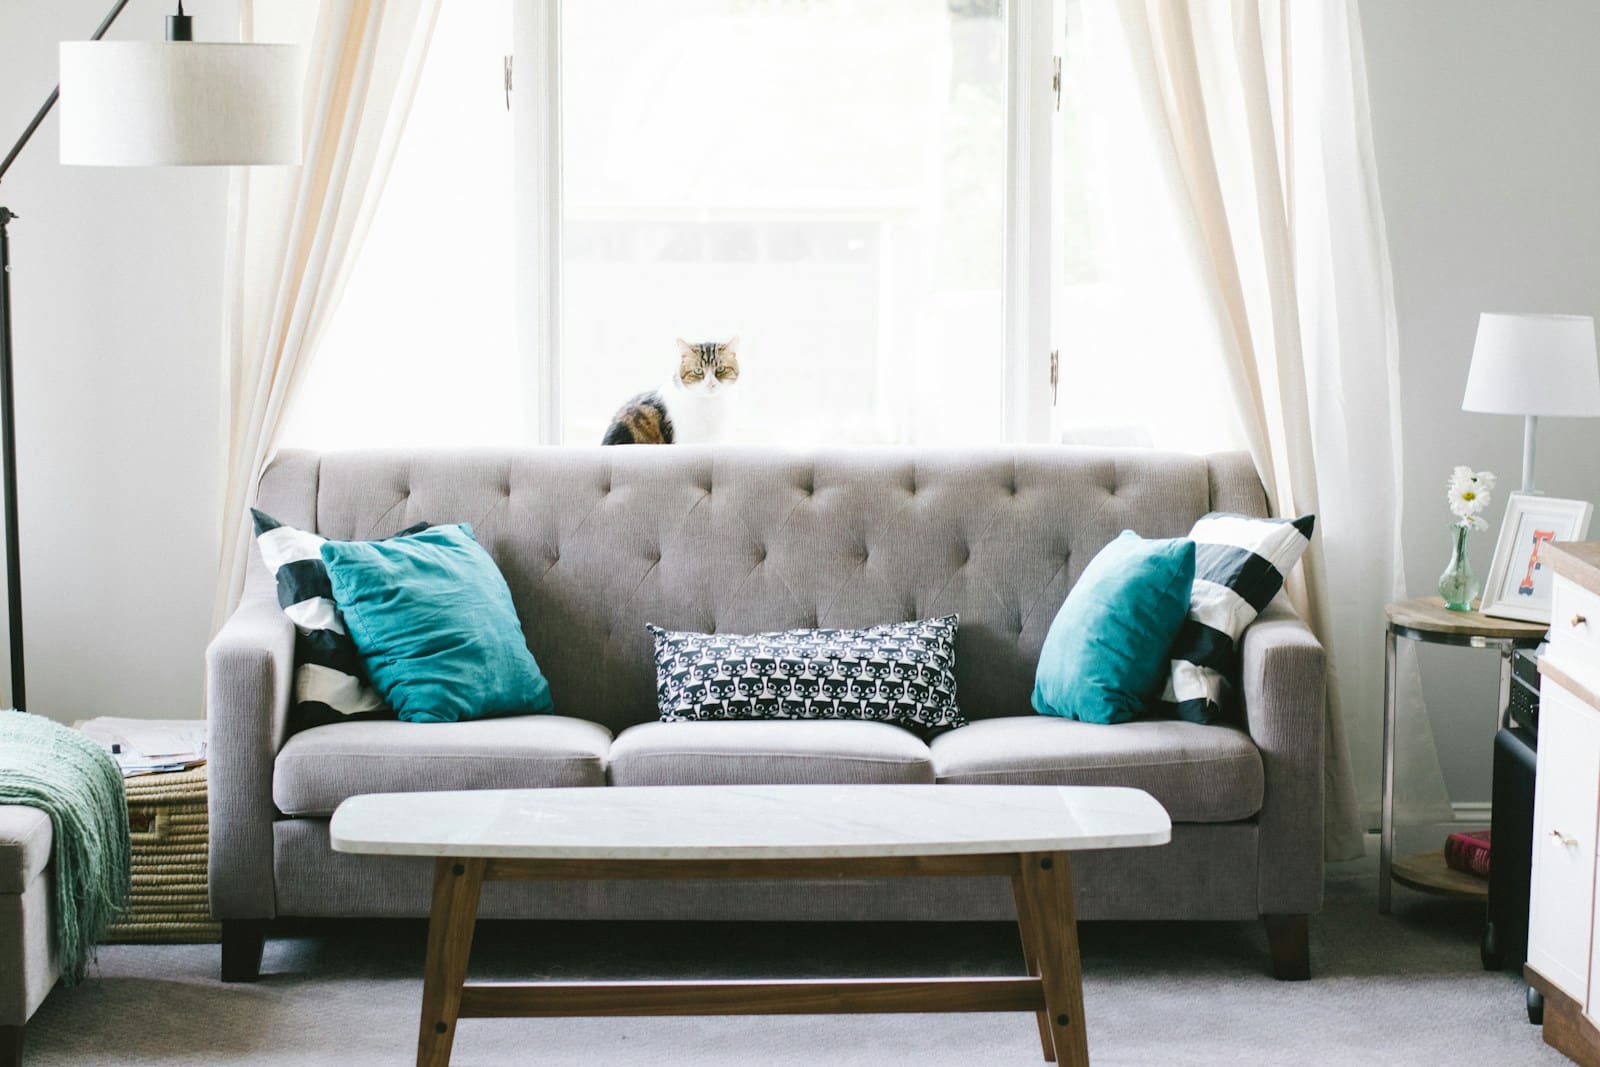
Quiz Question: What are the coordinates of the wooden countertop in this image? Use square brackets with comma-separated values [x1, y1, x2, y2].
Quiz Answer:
[1385, 596, 1549, 640]
[1547, 542, 1600, 598]
[1541, 658, 1600, 712]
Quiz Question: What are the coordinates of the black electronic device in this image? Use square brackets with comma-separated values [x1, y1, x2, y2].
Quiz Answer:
[1508, 647, 1542, 733]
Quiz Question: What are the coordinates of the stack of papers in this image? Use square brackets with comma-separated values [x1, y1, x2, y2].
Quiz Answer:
[76, 718, 207, 778]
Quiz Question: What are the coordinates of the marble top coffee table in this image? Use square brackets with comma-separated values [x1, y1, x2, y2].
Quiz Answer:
[331, 784, 1171, 1067]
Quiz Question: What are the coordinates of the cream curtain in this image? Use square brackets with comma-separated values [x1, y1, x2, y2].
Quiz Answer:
[214, 0, 442, 624]
[1084, 0, 1452, 858]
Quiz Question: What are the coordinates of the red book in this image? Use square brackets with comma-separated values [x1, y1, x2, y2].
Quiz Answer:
[1444, 829, 1491, 878]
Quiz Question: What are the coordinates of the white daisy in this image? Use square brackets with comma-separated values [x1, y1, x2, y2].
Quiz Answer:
[1445, 466, 1495, 528]
[1449, 484, 1487, 516]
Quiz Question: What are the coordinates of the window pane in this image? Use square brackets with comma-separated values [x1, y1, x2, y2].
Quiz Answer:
[1051, 0, 1246, 453]
[282, 1, 518, 450]
[560, 0, 1008, 446]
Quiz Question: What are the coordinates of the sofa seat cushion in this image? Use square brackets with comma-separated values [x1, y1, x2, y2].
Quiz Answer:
[608, 721, 935, 786]
[0, 805, 52, 893]
[930, 716, 1262, 823]
[273, 716, 612, 817]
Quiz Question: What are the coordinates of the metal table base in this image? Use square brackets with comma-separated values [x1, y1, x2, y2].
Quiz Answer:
[1380, 619, 1542, 913]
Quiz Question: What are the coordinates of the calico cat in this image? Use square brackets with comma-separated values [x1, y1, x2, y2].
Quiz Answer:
[601, 337, 741, 445]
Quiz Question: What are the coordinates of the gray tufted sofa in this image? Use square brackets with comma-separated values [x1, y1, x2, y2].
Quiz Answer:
[208, 446, 1326, 983]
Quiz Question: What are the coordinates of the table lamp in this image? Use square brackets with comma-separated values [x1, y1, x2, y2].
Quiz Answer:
[1462, 312, 1600, 493]
[0, 2, 302, 710]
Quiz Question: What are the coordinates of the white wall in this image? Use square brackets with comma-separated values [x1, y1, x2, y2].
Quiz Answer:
[0, 0, 235, 724]
[1360, 0, 1600, 804]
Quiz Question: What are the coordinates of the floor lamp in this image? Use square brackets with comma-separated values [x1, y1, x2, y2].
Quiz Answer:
[0, 2, 300, 710]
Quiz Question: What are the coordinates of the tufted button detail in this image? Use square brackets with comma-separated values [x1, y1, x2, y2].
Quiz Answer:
[959, 545, 970, 565]
[755, 546, 767, 563]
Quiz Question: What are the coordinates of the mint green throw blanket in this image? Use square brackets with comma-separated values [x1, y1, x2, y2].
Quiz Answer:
[0, 711, 130, 984]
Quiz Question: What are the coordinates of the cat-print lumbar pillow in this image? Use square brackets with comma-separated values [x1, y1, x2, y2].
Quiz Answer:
[602, 336, 740, 445]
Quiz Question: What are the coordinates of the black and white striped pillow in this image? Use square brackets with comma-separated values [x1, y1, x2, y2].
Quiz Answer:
[1163, 512, 1314, 724]
[251, 509, 429, 733]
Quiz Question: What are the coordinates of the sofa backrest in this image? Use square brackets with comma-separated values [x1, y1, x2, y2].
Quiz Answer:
[253, 447, 1266, 732]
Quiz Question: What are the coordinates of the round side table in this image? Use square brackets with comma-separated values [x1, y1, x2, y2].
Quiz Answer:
[1380, 597, 1546, 916]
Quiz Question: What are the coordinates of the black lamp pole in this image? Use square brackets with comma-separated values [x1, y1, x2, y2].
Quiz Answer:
[0, 0, 145, 710]
[0, 207, 23, 711]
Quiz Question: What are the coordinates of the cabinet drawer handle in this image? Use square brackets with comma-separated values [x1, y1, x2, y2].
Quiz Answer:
[1550, 829, 1580, 848]
[1573, 613, 1589, 628]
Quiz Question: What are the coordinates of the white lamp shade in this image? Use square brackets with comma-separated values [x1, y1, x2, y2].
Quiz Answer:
[1462, 312, 1600, 417]
[59, 42, 302, 167]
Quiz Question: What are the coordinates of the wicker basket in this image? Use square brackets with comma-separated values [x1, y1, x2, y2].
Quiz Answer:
[103, 765, 222, 943]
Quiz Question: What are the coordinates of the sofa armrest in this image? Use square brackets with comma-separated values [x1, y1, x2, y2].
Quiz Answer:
[1239, 596, 1326, 916]
[206, 591, 294, 921]
[0, 807, 51, 896]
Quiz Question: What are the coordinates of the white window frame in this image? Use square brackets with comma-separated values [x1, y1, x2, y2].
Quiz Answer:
[512, 1, 563, 445]
[1005, 0, 1058, 445]
[513, 0, 1059, 446]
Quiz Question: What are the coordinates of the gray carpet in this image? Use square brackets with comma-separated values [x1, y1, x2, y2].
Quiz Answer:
[23, 859, 1561, 1066]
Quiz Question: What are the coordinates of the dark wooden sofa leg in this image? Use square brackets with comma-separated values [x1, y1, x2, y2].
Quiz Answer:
[221, 920, 267, 983]
[1, 1023, 23, 1067]
[1264, 914, 1310, 981]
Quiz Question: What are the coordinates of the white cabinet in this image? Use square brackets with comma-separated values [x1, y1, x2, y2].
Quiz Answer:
[1529, 553, 1600, 1062]
[1528, 677, 1600, 1003]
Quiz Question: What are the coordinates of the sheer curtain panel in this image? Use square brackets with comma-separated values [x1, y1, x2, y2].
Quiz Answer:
[1084, 0, 1451, 858]
[215, 0, 442, 623]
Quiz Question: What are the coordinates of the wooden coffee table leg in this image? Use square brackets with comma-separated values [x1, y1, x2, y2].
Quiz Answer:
[1019, 852, 1089, 1067]
[418, 858, 486, 1067]
[1011, 872, 1057, 1062]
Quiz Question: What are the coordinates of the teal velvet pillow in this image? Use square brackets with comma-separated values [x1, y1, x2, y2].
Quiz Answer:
[319, 524, 553, 724]
[1031, 530, 1196, 725]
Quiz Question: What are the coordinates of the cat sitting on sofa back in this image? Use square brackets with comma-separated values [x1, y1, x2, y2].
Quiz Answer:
[601, 337, 740, 445]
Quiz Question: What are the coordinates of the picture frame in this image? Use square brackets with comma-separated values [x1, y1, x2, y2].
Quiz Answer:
[1480, 492, 1594, 623]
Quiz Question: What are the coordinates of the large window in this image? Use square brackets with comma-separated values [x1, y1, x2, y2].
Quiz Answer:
[287, 0, 1244, 454]
[559, 1, 1007, 446]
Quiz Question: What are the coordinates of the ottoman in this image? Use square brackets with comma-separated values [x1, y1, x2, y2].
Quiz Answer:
[0, 807, 57, 1067]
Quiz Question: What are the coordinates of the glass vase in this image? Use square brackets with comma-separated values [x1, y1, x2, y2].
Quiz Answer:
[1438, 523, 1479, 612]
